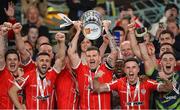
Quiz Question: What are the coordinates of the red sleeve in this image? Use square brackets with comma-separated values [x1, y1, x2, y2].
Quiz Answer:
[109, 79, 121, 91]
[73, 62, 85, 76]
[145, 79, 159, 91]
[7, 18, 16, 40]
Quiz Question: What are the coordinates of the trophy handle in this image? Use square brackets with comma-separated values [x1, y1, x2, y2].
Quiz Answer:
[57, 13, 74, 28]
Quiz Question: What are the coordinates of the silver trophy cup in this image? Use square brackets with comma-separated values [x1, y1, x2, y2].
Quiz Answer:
[81, 10, 103, 40]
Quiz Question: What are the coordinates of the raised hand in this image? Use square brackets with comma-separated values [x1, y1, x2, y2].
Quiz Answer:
[55, 32, 65, 43]
[102, 20, 111, 31]
[156, 27, 165, 39]
[163, 79, 173, 92]
[12, 23, 22, 34]
[146, 43, 155, 56]
[0, 22, 12, 36]
[73, 21, 82, 32]
[4, 2, 15, 18]
[127, 22, 136, 32]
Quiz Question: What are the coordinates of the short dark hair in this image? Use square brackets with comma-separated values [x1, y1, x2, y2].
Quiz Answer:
[159, 30, 174, 39]
[24, 40, 33, 48]
[124, 57, 140, 66]
[38, 36, 50, 42]
[119, 4, 134, 12]
[160, 43, 174, 49]
[160, 43, 174, 54]
[28, 25, 38, 32]
[86, 46, 100, 53]
[5, 49, 20, 61]
[39, 43, 51, 48]
[37, 52, 50, 58]
[160, 51, 176, 60]
[165, 3, 179, 14]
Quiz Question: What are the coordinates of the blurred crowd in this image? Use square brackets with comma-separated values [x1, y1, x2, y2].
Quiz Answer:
[0, 0, 179, 109]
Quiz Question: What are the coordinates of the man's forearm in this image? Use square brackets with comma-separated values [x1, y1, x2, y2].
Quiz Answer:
[106, 30, 116, 52]
[68, 30, 80, 54]
[0, 34, 6, 69]
[15, 32, 25, 52]
[8, 86, 23, 109]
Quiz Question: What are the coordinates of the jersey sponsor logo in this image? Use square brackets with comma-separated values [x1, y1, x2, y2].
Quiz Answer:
[36, 95, 50, 101]
[127, 101, 144, 106]
[164, 95, 177, 100]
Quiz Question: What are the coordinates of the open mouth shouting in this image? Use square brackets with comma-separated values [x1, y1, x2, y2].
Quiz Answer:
[127, 72, 135, 81]
[10, 63, 16, 70]
[41, 65, 47, 73]
[163, 65, 173, 74]
[90, 60, 95, 66]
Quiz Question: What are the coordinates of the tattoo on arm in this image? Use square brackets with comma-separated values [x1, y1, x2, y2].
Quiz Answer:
[106, 31, 117, 51]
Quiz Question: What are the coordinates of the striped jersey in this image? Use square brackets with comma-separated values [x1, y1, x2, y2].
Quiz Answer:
[108, 77, 159, 109]
[19, 61, 58, 109]
[73, 61, 113, 109]
[151, 69, 180, 109]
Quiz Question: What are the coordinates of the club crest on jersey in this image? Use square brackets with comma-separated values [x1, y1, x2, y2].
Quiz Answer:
[141, 89, 146, 94]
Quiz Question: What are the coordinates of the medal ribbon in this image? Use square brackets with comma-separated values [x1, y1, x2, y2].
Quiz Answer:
[126, 78, 141, 110]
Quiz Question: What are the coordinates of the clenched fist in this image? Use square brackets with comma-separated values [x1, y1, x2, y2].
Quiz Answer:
[12, 23, 22, 34]
[55, 32, 65, 43]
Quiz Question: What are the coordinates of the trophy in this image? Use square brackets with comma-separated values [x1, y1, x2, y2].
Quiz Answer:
[80, 10, 103, 40]
[58, 10, 103, 40]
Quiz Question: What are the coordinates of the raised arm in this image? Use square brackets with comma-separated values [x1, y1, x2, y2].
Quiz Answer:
[12, 23, 31, 64]
[103, 20, 118, 68]
[128, 22, 142, 59]
[138, 42, 155, 76]
[99, 35, 109, 57]
[4, 2, 16, 21]
[0, 35, 5, 69]
[53, 32, 66, 73]
[67, 21, 81, 68]
[0, 22, 11, 70]
[8, 85, 25, 109]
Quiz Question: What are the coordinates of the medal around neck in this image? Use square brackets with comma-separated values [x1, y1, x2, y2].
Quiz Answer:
[81, 10, 103, 40]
